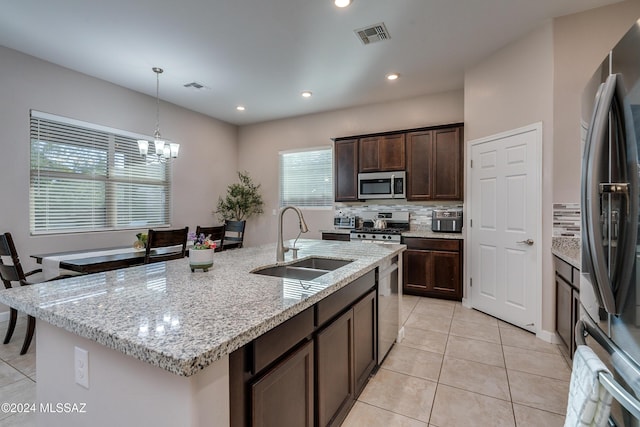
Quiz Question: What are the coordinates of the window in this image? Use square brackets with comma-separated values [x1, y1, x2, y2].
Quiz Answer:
[279, 147, 333, 208]
[29, 111, 171, 234]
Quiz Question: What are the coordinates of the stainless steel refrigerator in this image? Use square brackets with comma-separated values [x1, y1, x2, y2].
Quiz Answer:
[581, 22, 640, 426]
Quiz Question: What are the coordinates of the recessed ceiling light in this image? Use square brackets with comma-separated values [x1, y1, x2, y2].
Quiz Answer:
[236, 106, 245, 111]
[301, 91, 313, 98]
[335, 0, 352, 7]
[386, 73, 399, 81]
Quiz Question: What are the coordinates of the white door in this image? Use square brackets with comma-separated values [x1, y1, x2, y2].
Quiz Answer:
[468, 123, 541, 331]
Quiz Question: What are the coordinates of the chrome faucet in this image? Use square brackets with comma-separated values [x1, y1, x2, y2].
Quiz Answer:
[277, 206, 309, 262]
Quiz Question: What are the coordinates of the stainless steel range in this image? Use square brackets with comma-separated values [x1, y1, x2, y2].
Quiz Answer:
[350, 211, 409, 243]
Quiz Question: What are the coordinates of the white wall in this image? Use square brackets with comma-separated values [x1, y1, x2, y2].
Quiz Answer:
[237, 91, 464, 247]
[0, 46, 238, 272]
[553, 0, 640, 203]
[464, 21, 556, 334]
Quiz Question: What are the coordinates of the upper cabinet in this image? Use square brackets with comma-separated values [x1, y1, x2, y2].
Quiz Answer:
[359, 134, 405, 172]
[407, 126, 463, 201]
[334, 139, 359, 202]
[334, 123, 463, 203]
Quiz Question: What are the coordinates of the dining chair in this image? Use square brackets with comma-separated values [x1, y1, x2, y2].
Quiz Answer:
[144, 227, 189, 264]
[222, 220, 246, 250]
[0, 232, 69, 355]
[195, 225, 225, 252]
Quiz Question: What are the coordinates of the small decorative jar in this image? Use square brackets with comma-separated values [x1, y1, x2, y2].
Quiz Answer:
[190, 248, 214, 272]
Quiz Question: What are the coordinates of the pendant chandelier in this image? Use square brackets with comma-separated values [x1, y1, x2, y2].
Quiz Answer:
[137, 67, 179, 162]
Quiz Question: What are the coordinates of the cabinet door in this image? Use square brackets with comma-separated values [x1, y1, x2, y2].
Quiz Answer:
[353, 290, 376, 395]
[359, 137, 380, 172]
[316, 310, 354, 427]
[431, 250, 461, 298]
[335, 139, 359, 202]
[379, 134, 405, 171]
[432, 127, 462, 200]
[571, 287, 580, 356]
[556, 275, 573, 352]
[251, 340, 314, 427]
[406, 130, 433, 200]
[359, 135, 405, 172]
[403, 249, 431, 293]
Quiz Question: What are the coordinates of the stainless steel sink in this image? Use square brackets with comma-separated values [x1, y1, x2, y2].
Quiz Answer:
[288, 257, 352, 270]
[252, 257, 353, 280]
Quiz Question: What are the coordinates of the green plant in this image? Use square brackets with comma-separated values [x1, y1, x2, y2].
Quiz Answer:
[215, 171, 264, 222]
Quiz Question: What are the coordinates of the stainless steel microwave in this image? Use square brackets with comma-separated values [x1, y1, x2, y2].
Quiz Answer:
[357, 171, 406, 200]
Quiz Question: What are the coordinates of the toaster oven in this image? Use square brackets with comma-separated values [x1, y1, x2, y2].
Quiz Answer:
[334, 216, 356, 229]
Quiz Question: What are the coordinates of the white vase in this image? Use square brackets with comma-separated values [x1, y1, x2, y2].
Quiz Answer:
[189, 248, 214, 272]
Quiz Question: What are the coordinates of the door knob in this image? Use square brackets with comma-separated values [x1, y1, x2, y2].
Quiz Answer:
[517, 239, 534, 246]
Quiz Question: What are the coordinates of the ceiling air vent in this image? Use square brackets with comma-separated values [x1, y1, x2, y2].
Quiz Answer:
[354, 22, 390, 45]
[183, 82, 205, 89]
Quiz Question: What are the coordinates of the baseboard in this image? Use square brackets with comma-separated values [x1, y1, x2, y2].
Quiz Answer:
[536, 328, 561, 344]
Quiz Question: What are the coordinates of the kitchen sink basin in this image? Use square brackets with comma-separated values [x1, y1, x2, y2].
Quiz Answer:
[288, 257, 352, 271]
[252, 257, 353, 280]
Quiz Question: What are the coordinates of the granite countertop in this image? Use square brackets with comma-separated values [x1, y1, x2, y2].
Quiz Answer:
[320, 228, 464, 240]
[551, 237, 581, 269]
[0, 239, 403, 377]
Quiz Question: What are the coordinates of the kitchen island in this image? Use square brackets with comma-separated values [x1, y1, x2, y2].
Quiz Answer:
[0, 239, 403, 427]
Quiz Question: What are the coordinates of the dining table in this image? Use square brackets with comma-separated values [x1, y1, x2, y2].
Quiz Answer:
[32, 246, 184, 279]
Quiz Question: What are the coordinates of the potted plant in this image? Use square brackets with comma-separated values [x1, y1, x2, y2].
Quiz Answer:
[215, 171, 264, 222]
[188, 232, 217, 272]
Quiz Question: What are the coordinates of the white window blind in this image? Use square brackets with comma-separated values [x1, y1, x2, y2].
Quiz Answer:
[29, 111, 171, 234]
[279, 147, 333, 207]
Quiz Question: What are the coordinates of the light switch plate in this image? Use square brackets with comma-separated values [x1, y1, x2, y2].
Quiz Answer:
[74, 346, 89, 389]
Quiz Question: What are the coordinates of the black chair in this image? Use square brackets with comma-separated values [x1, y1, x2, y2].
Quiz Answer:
[144, 227, 189, 264]
[0, 232, 69, 355]
[195, 225, 225, 252]
[222, 220, 246, 250]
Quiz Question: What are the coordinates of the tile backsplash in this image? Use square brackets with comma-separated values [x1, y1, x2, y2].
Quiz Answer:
[335, 202, 463, 231]
[553, 203, 580, 237]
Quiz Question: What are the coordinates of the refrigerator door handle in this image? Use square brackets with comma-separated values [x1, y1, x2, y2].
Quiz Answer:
[582, 74, 618, 314]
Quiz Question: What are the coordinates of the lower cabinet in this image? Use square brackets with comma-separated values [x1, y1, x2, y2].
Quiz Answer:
[554, 256, 580, 358]
[321, 232, 351, 242]
[317, 310, 354, 427]
[403, 237, 462, 300]
[230, 271, 377, 427]
[251, 340, 314, 427]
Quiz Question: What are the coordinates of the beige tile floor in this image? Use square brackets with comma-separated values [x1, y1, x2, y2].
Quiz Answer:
[0, 299, 573, 427]
[343, 295, 572, 427]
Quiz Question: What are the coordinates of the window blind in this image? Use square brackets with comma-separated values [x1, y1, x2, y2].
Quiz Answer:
[279, 148, 333, 207]
[29, 111, 171, 234]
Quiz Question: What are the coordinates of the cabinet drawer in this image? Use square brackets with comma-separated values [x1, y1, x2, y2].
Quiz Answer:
[322, 232, 351, 242]
[316, 270, 375, 327]
[403, 237, 460, 252]
[554, 256, 573, 285]
[253, 307, 314, 374]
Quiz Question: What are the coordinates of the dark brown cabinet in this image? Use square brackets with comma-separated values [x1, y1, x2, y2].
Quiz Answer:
[353, 290, 377, 395]
[359, 134, 405, 172]
[403, 237, 462, 300]
[334, 139, 359, 202]
[321, 232, 350, 242]
[251, 340, 314, 427]
[230, 270, 377, 427]
[554, 256, 580, 358]
[406, 126, 463, 201]
[317, 309, 354, 427]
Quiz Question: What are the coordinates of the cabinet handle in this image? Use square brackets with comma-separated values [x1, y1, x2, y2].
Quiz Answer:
[516, 239, 534, 246]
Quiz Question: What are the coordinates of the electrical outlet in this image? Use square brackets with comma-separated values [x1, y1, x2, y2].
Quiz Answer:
[74, 346, 89, 389]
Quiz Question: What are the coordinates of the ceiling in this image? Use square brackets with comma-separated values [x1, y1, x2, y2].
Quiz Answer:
[0, 0, 621, 125]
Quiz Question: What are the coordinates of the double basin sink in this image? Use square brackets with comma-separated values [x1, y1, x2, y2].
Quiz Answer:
[252, 257, 353, 281]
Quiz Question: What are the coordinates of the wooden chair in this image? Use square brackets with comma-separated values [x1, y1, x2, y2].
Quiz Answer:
[195, 225, 225, 252]
[0, 232, 64, 355]
[144, 227, 189, 264]
[222, 220, 246, 250]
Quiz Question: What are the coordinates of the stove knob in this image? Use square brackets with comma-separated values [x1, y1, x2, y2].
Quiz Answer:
[383, 235, 388, 240]
[371, 235, 376, 239]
